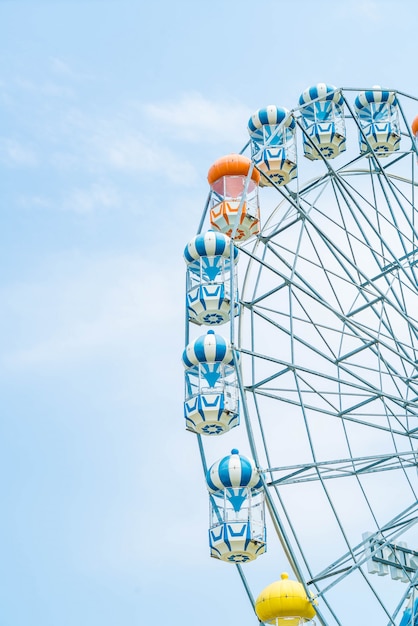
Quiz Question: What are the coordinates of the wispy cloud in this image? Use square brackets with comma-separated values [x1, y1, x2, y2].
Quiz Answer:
[100, 132, 198, 184]
[64, 182, 122, 213]
[337, 1, 381, 22]
[143, 92, 251, 145]
[15, 76, 75, 99]
[50, 57, 95, 81]
[43, 107, 199, 185]
[0, 138, 38, 166]
[1, 253, 183, 371]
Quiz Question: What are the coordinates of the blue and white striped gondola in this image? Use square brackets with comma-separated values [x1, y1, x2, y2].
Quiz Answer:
[400, 596, 418, 626]
[248, 105, 297, 187]
[206, 449, 266, 562]
[354, 87, 400, 157]
[184, 231, 239, 326]
[182, 330, 239, 435]
[298, 83, 346, 160]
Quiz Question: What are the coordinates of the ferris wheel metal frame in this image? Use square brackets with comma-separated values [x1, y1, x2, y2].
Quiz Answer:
[187, 86, 418, 626]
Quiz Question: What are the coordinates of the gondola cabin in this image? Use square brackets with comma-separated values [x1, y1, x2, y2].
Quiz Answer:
[411, 115, 418, 160]
[354, 88, 400, 157]
[208, 154, 260, 241]
[255, 573, 317, 625]
[184, 231, 239, 326]
[206, 449, 266, 562]
[182, 330, 239, 435]
[400, 596, 418, 626]
[248, 105, 297, 186]
[298, 83, 346, 160]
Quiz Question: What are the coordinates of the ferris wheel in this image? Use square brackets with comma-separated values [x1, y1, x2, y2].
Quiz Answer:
[182, 84, 418, 626]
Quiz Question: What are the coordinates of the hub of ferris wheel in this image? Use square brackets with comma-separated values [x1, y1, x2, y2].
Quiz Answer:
[182, 83, 418, 626]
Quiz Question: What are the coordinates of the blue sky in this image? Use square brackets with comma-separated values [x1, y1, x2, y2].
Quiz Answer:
[0, 1, 417, 625]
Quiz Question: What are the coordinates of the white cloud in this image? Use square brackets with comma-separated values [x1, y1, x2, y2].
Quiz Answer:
[64, 182, 121, 213]
[49, 57, 94, 81]
[337, 1, 381, 22]
[0, 253, 183, 371]
[56, 108, 199, 185]
[50, 57, 74, 76]
[143, 92, 251, 145]
[15, 76, 75, 99]
[17, 183, 124, 213]
[0, 138, 38, 166]
[101, 132, 198, 184]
